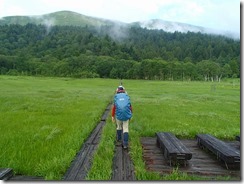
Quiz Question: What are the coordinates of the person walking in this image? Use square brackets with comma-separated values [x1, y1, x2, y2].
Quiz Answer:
[111, 85, 132, 149]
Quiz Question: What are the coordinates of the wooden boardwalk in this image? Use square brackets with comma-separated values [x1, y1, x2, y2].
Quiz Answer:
[1, 168, 44, 181]
[112, 146, 136, 180]
[0, 168, 13, 180]
[5, 103, 112, 181]
[141, 137, 240, 180]
[2, 102, 137, 181]
[63, 102, 112, 180]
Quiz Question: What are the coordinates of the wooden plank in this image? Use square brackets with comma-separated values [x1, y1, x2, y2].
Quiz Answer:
[112, 145, 135, 180]
[9, 175, 44, 181]
[75, 145, 96, 180]
[112, 146, 123, 180]
[101, 103, 112, 121]
[197, 134, 240, 162]
[197, 134, 239, 157]
[140, 137, 240, 180]
[64, 143, 90, 180]
[156, 132, 178, 161]
[123, 149, 136, 180]
[0, 168, 13, 180]
[101, 110, 110, 121]
[63, 103, 112, 180]
[196, 134, 240, 169]
[156, 132, 178, 155]
[236, 135, 240, 142]
[86, 121, 105, 145]
[156, 132, 192, 162]
[164, 132, 192, 160]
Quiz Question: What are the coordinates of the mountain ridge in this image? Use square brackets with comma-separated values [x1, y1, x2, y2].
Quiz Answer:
[135, 18, 239, 40]
[0, 10, 239, 39]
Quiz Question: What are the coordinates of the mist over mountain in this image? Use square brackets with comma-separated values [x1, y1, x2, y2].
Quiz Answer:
[134, 19, 239, 40]
[0, 11, 119, 27]
[0, 10, 240, 80]
[0, 11, 239, 40]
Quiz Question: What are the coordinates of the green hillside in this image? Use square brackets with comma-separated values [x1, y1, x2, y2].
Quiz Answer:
[0, 10, 122, 27]
[0, 10, 240, 81]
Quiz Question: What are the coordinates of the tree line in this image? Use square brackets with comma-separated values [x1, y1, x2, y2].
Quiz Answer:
[0, 24, 240, 81]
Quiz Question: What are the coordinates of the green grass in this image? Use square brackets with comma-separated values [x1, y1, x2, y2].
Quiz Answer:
[86, 119, 115, 180]
[126, 79, 240, 180]
[87, 79, 240, 181]
[127, 80, 240, 139]
[0, 76, 240, 180]
[0, 11, 112, 27]
[0, 76, 117, 180]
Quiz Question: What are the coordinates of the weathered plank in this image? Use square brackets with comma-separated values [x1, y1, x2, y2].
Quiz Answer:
[123, 149, 136, 180]
[196, 134, 240, 169]
[101, 104, 112, 121]
[112, 146, 136, 180]
[236, 135, 240, 142]
[63, 102, 112, 181]
[9, 175, 44, 181]
[141, 137, 240, 180]
[112, 146, 123, 180]
[86, 121, 105, 145]
[156, 132, 192, 166]
[0, 168, 13, 180]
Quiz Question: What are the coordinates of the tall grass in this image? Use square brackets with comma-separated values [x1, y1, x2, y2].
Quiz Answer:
[127, 80, 240, 139]
[0, 76, 117, 180]
[86, 118, 115, 180]
[86, 79, 239, 181]
[0, 76, 240, 180]
[125, 79, 240, 180]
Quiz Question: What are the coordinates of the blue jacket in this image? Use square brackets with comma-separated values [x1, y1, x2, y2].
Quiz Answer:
[113, 93, 132, 121]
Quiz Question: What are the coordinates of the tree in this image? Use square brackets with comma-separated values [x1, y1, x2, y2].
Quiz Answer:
[229, 59, 239, 78]
[0, 24, 240, 80]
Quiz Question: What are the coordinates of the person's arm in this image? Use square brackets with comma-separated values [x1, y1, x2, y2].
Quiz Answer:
[130, 104, 132, 113]
[111, 104, 116, 122]
[129, 104, 133, 121]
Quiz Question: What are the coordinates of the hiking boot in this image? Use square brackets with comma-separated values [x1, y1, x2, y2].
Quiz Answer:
[123, 145, 128, 149]
[116, 130, 122, 142]
[123, 132, 129, 149]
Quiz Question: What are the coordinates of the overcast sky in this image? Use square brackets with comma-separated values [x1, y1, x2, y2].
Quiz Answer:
[0, 0, 241, 34]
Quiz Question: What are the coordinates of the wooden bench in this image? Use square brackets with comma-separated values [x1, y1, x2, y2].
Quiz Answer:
[196, 134, 240, 169]
[156, 132, 192, 166]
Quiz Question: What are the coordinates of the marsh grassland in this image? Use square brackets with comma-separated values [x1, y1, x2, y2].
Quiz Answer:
[0, 76, 240, 180]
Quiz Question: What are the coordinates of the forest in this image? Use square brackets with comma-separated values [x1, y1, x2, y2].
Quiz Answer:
[0, 23, 240, 81]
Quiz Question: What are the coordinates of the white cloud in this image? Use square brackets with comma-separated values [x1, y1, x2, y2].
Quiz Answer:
[153, 0, 240, 33]
[0, 0, 240, 34]
[0, 0, 5, 17]
[5, 6, 26, 16]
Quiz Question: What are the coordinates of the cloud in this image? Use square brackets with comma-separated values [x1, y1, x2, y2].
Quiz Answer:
[0, 0, 5, 17]
[154, 0, 240, 33]
[0, 0, 45, 17]
[0, 0, 26, 17]
[36, 0, 190, 22]
[31, 15, 55, 34]
[0, 0, 240, 34]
